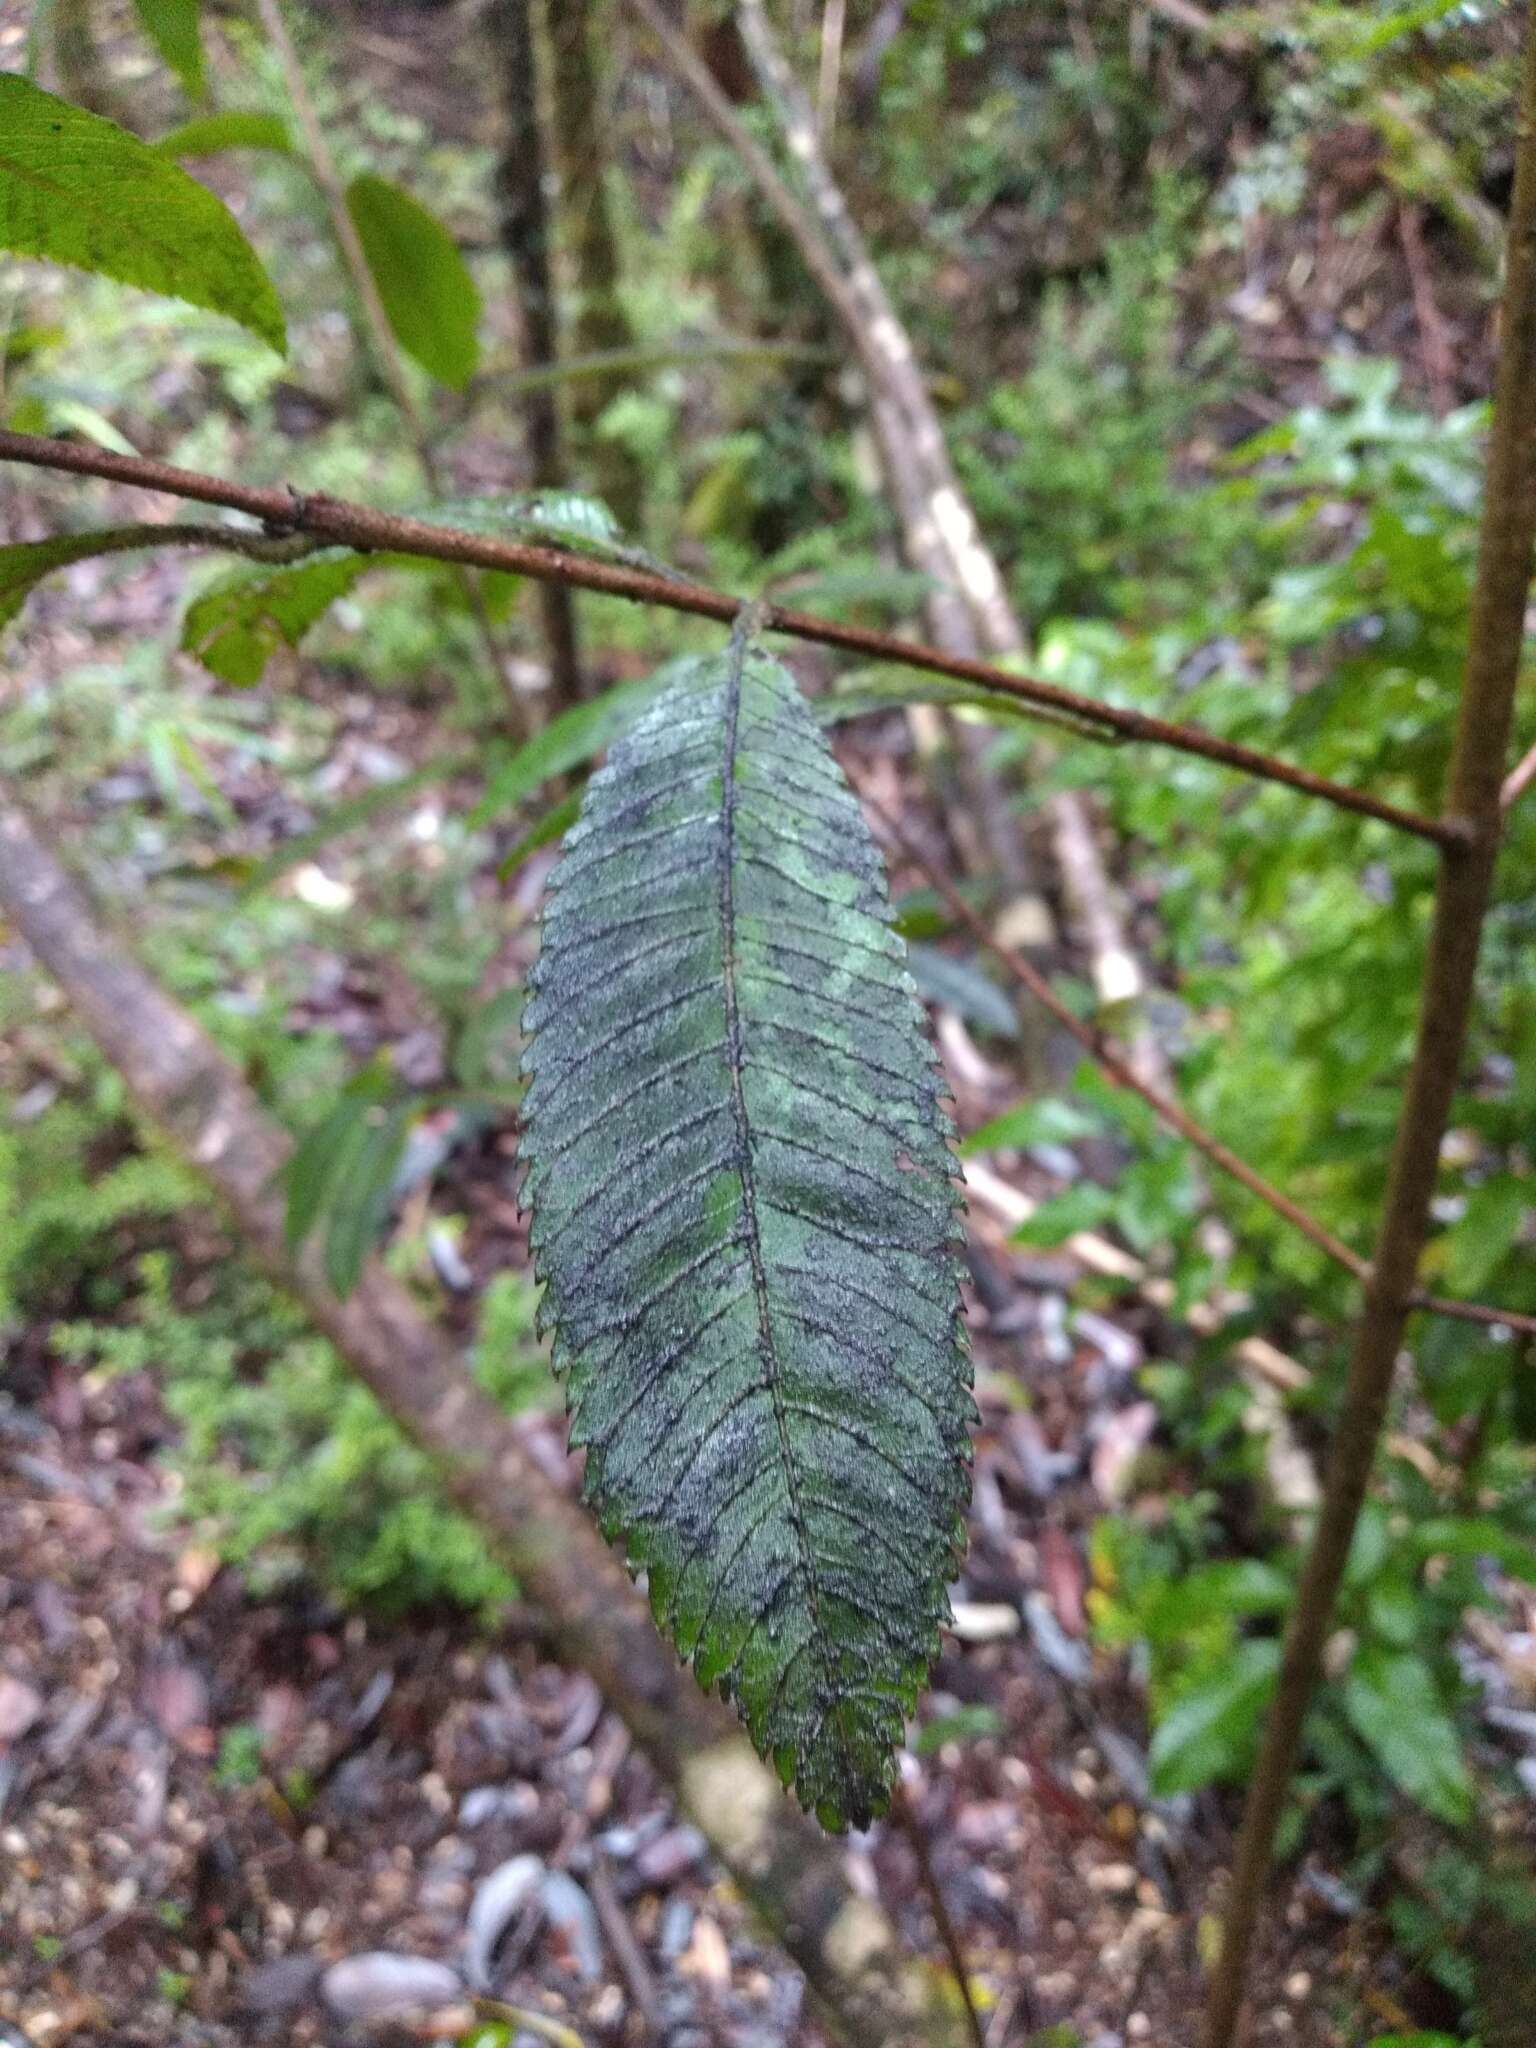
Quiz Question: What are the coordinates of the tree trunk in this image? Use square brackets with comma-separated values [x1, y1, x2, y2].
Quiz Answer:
[494, 0, 587, 705]
[546, 0, 646, 529]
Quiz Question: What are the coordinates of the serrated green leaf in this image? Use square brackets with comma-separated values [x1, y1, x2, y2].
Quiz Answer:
[156, 112, 293, 157]
[0, 76, 285, 353]
[181, 549, 371, 684]
[1148, 1637, 1279, 1796]
[1341, 1647, 1472, 1824]
[344, 171, 480, 390]
[133, 0, 204, 97]
[521, 630, 973, 1827]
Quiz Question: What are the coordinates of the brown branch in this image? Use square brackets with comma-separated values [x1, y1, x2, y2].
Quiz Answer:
[0, 445, 1454, 848]
[0, 781, 966, 2048]
[875, 799, 1536, 1338]
[253, 0, 528, 733]
[1201, 10, 1536, 2042]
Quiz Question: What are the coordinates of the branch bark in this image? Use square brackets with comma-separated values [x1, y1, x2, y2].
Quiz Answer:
[0, 425, 1465, 845]
[0, 782, 966, 2048]
[1201, 9, 1536, 2039]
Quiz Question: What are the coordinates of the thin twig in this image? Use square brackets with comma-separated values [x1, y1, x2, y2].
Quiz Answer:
[587, 1856, 664, 2034]
[1201, 8, 1536, 2041]
[253, 0, 528, 731]
[0, 425, 1457, 843]
[893, 1780, 988, 2048]
[5, 522, 319, 569]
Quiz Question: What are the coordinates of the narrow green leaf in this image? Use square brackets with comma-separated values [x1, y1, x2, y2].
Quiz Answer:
[962, 1097, 1101, 1157]
[0, 530, 149, 631]
[913, 1704, 1002, 1756]
[1442, 1174, 1527, 1294]
[0, 76, 285, 353]
[1148, 1638, 1280, 1797]
[344, 172, 480, 390]
[522, 633, 972, 1828]
[181, 550, 372, 685]
[495, 787, 583, 880]
[1341, 1648, 1473, 1824]
[280, 1097, 370, 1253]
[468, 675, 666, 826]
[133, 0, 204, 97]
[777, 563, 935, 621]
[905, 942, 1019, 1038]
[323, 1101, 413, 1297]
[1010, 1183, 1117, 1247]
[156, 112, 293, 157]
[1, 523, 280, 634]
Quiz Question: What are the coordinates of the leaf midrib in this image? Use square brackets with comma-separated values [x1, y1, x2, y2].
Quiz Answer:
[715, 628, 827, 1654]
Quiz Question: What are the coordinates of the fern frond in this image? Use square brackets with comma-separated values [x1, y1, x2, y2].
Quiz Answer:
[521, 625, 972, 1828]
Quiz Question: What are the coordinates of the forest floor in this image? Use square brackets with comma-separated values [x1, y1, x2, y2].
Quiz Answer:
[0, 1184, 1373, 2048]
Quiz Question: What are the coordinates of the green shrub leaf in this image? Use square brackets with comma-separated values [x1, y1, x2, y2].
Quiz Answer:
[156, 112, 293, 157]
[133, 0, 205, 98]
[521, 628, 972, 1828]
[468, 674, 668, 825]
[0, 531, 147, 631]
[1341, 1647, 1473, 1824]
[181, 550, 373, 684]
[0, 76, 285, 353]
[1148, 1637, 1280, 1796]
[344, 172, 480, 390]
